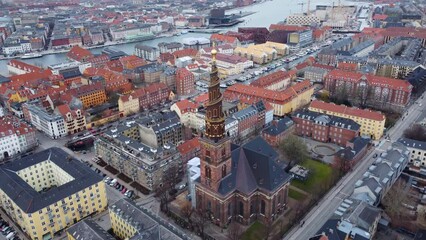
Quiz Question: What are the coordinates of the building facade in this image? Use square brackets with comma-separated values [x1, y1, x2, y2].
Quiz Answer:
[176, 68, 195, 96]
[0, 115, 37, 160]
[195, 48, 292, 228]
[0, 148, 107, 240]
[308, 100, 386, 140]
[292, 110, 360, 147]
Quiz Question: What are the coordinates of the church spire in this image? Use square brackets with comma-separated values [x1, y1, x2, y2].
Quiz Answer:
[204, 45, 225, 141]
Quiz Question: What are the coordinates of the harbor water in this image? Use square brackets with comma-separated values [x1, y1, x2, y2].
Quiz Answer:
[0, 0, 352, 75]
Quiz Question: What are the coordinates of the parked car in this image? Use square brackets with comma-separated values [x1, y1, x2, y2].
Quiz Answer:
[121, 187, 127, 194]
[178, 184, 186, 190]
[109, 179, 117, 186]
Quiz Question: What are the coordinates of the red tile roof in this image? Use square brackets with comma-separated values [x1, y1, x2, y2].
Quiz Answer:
[67, 46, 93, 62]
[172, 48, 198, 59]
[177, 137, 200, 156]
[372, 14, 388, 21]
[309, 100, 385, 121]
[225, 80, 312, 104]
[119, 55, 147, 69]
[0, 115, 34, 138]
[194, 93, 209, 105]
[7, 60, 43, 73]
[327, 69, 412, 92]
[250, 70, 296, 88]
[210, 34, 239, 44]
[175, 99, 198, 114]
[337, 62, 358, 71]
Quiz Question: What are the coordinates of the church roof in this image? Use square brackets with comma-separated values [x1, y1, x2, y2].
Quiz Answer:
[218, 137, 291, 196]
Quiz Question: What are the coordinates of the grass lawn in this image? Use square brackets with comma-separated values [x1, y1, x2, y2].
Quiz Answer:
[241, 221, 265, 240]
[291, 159, 332, 193]
[288, 188, 306, 200]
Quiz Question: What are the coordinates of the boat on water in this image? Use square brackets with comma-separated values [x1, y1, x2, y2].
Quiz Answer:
[21, 53, 43, 59]
[181, 30, 188, 34]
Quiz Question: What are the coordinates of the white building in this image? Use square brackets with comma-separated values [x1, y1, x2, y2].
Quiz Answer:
[0, 116, 37, 160]
[225, 117, 238, 139]
[176, 56, 193, 68]
[23, 101, 67, 139]
[48, 61, 91, 75]
[187, 157, 200, 207]
[135, 44, 160, 61]
[398, 137, 426, 168]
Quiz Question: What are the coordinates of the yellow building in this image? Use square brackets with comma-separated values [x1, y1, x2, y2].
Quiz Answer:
[308, 100, 386, 140]
[118, 94, 140, 116]
[67, 82, 107, 109]
[263, 41, 289, 56]
[234, 42, 288, 64]
[0, 148, 108, 240]
[224, 80, 314, 116]
[109, 198, 187, 239]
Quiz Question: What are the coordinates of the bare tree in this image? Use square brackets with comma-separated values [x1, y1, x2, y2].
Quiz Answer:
[192, 206, 210, 239]
[227, 221, 243, 240]
[181, 201, 194, 229]
[154, 165, 181, 213]
[332, 84, 349, 105]
[403, 124, 426, 141]
[354, 85, 374, 108]
[382, 180, 413, 220]
[278, 134, 308, 171]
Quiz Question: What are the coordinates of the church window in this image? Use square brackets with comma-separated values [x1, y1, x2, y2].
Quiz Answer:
[260, 200, 266, 215]
[222, 164, 227, 178]
[238, 201, 244, 216]
[205, 166, 211, 179]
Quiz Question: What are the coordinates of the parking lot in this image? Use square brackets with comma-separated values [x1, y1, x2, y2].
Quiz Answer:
[0, 211, 25, 240]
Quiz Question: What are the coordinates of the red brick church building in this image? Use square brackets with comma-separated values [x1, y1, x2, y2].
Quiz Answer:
[195, 48, 292, 227]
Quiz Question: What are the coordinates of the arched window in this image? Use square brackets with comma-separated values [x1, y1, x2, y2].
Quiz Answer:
[250, 201, 255, 215]
[205, 166, 211, 179]
[222, 164, 227, 178]
[239, 201, 244, 216]
[260, 200, 266, 215]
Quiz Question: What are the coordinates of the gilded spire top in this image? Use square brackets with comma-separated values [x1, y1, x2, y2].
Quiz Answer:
[211, 42, 217, 61]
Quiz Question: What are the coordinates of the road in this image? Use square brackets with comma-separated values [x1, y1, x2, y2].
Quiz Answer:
[283, 92, 426, 240]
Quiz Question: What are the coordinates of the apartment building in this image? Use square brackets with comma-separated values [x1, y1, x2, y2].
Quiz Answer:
[0, 115, 37, 160]
[261, 117, 294, 146]
[54, 105, 86, 135]
[138, 112, 183, 148]
[250, 70, 295, 90]
[352, 142, 409, 206]
[118, 83, 170, 115]
[292, 110, 360, 146]
[94, 118, 181, 191]
[109, 199, 188, 239]
[23, 100, 67, 139]
[325, 69, 412, 111]
[134, 44, 160, 62]
[0, 148, 107, 240]
[398, 137, 426, 168]
[67, 219, 115, 240]
[308, 100, 385, 140]
[65, 82, 107, 109]
[224, 80, 314, 116]
[175, 68, 195, 96]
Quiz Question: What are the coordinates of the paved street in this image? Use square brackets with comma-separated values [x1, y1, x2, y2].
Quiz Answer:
[283, 91, 426, 240]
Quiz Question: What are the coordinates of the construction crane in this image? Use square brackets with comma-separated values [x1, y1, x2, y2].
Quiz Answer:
[298, 0, 311, 15]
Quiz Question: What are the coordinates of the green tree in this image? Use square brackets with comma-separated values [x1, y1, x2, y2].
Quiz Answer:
[279, 134, 308, 171]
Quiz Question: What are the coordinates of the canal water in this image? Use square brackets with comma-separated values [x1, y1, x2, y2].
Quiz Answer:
[0, 0, 352, 75]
